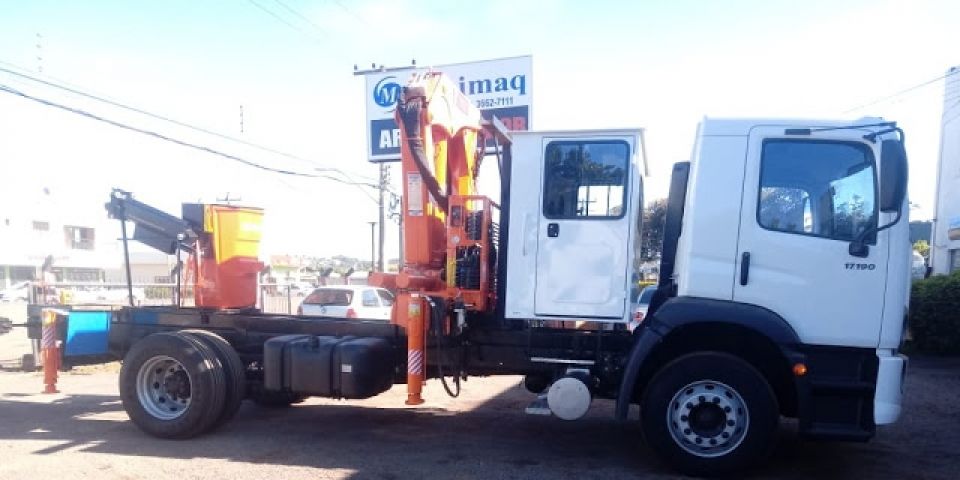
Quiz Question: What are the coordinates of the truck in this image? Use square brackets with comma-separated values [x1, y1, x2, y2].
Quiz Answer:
[60, 72, 909, 476]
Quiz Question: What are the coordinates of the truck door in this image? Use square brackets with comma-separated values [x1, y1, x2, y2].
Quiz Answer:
[535, 137, 634, 318]
[734, 128, 888, 347]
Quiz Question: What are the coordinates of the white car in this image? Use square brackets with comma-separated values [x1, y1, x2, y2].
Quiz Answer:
[911, 251, 927, 280]
[72, 287, 146, 305]
[285, 282, 315, 296]
[628, 285, 657, 331]
[0, 281, 30, 303]
[298, 285, 394, 320]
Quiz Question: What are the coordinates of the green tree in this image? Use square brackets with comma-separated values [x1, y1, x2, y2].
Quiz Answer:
[640, 198, 668, 261]
[913, 239, 930, 259]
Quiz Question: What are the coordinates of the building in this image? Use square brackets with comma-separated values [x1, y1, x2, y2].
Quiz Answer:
[104, 251, 180, 284]
[931, 66, 960, 274]
[0, 186, 118, 288]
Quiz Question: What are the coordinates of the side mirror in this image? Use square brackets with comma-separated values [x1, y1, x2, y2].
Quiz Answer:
[849, 137, 908, 258]
[879, 139, 908, 212]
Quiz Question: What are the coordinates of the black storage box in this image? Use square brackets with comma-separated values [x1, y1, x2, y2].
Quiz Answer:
[334, 337, 395, 398]
[263, 335, 395, 399]
[263, 334, 311, 391]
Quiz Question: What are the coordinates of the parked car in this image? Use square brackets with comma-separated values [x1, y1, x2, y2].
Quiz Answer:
[286, 282, 315, 296]
[628, 285, 657, 331]
[72, 287, 146, 305]
[298, 285, 394, 320]
[0, 281, 31, 303]
[911, 251, 927, 280]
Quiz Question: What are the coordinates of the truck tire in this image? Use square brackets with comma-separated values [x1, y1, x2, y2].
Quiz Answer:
[640, 352, 778, 477]
[119, 332, 227, 439]
[181, 330, 247, 430]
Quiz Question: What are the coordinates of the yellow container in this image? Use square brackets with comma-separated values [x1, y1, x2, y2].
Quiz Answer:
[204, 205, 264, 265]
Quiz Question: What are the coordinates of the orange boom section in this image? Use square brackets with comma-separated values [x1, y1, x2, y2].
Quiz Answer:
[369, 71, 503, 404]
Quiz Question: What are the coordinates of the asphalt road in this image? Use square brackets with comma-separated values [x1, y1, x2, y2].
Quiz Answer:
[0, 352, 958, 480]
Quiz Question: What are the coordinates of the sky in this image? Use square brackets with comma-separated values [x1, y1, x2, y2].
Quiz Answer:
[0, 0, 957, 261]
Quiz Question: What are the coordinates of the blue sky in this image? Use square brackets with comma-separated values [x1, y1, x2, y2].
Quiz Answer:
[0, 0, 957, 259]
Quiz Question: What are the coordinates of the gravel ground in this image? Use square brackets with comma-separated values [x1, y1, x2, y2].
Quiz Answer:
[0, 345, 958, 480]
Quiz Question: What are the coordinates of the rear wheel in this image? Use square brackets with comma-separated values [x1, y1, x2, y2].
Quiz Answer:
[119, 332, 227, 439]
[640, 352, 779, 477]
[181, 330, 247, 430]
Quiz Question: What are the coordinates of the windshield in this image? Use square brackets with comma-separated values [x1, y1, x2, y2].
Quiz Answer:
[303, 289, 353, 306]
[377, 289, 395, 306]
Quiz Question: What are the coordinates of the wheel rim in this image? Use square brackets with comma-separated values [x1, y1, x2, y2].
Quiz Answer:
[136, 355, 192, 420]
[666, 380, 749, 458]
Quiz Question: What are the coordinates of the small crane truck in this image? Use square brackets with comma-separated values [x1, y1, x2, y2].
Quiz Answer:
[93, 72, 910, 476]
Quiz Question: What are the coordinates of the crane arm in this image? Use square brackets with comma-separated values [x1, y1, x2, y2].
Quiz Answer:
[397, 84, 449, 211]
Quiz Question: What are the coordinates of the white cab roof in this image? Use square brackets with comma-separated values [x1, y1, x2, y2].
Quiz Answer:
[699, 117, 888, 136]
[509, 128, 649, 176]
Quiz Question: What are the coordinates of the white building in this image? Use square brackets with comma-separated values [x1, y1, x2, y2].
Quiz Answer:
[0, 186, 118, 287]
[931, 66, 960, 274]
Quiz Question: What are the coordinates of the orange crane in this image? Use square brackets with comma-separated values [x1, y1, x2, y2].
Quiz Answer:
[370, 71, 508, 404]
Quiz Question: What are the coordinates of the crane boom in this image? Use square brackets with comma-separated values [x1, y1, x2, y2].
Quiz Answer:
[370, 71, 506, 404]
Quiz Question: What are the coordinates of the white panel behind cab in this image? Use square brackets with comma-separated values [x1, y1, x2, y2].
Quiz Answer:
[504, 129, 645, 322]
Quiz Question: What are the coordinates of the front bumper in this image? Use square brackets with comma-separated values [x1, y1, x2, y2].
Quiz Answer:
[874, 351, 907, 425]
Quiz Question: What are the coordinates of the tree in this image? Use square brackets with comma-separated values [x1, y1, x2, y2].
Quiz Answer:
[640, 199, 668, 261]
[913, 239, 930, 260]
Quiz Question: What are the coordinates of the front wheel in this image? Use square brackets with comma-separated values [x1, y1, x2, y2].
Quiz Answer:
[640, 352, 779, 477]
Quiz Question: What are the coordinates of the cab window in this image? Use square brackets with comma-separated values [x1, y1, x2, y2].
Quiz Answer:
[758, 139, 877, 243]
[543, 141, 629, 219]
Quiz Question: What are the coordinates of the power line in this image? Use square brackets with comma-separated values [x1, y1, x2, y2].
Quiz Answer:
[843, 69, 960, 114]
[274, 174, 378, 204]
[271, 0, 332, 39]
[246, 0, 326, 44]
[330, 0, 375, 29]
[0, 61, 375, 183]
[0, 82, 378, 189]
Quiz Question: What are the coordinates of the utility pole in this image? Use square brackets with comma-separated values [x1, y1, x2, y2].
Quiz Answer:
[377, 164, 387, 272]
[397, 201, 403, 269]
[368, 221, 376, 272]
[36, 33, 43, 73]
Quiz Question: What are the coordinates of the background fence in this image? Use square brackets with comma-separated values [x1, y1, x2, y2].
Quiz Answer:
[16, 280, 366, 315]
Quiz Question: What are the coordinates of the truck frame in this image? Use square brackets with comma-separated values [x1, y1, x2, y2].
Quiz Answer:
[39, 73, 910, 476]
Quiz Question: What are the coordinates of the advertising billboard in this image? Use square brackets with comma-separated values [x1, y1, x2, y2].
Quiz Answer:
[361, 55, 532, 162]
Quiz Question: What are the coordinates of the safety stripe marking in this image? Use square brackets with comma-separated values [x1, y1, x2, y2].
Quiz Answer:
[408, 349, 424, 375]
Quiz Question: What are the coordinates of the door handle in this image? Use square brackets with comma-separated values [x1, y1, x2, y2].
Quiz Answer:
[547, 223, 559, 238]
[740, 252, 751, 286]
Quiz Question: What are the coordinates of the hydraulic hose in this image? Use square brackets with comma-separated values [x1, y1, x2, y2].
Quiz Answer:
[397, 86, 448, 211]
[426, 296, 460, 397]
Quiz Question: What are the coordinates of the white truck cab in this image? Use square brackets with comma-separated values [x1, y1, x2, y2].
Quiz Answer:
[501, 118, 909, 475]
[676, 118, 909, 425]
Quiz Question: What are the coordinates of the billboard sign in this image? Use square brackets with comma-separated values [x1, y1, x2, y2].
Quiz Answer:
[362, 55, 532, 162]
